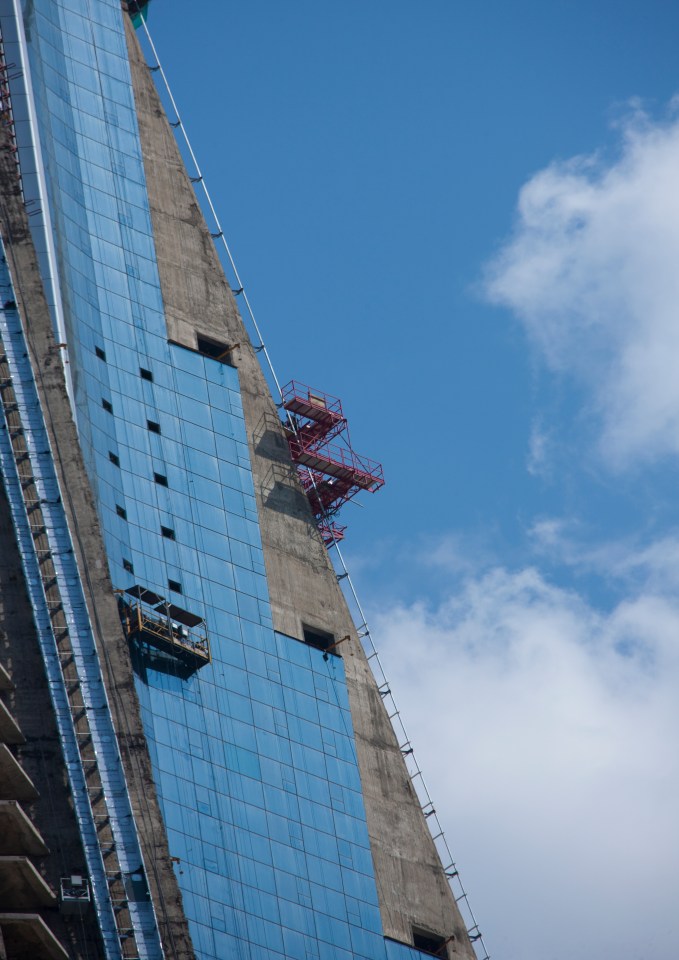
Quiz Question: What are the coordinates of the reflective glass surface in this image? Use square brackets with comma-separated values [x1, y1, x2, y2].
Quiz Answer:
[22, 2, 447, 958]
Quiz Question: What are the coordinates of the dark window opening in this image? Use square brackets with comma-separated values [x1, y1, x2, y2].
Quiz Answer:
[116, 504, 127, 520]
[161, 525, 175, 540]
[154, 472, 168, 487]
[123, 869, 150, 903]
[123, 558, 134, 574]
[147, 419, 161, 434]
[412, 928, 450, 958]
[196, 334, 236, 366]
[109, 451, 120, 467]
[95, 346, 106, 361]
[302, 625, 336, 654]
[102, 398, 113, 414]
[168, 579, 182, 594]
[140, 367, 153, 382]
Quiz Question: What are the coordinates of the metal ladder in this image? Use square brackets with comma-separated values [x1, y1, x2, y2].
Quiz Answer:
[0, 248, 164, 959]
[0, 31, 23, 194]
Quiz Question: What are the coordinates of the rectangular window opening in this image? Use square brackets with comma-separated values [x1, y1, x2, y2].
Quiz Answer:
[122, 559, 134, 574]
[147, 419, 161, 434]
[302, 625, 337, 655]
[412, 928, 450, 958]
[116, 504, 127, 520]
[168, 579, 182, 594]
[140, 367, 153, 382]
[95, 346, 106, 361]
[109, 451, 120, 467]
[154, 472, 168, 487]
[161, 525, 175, 540]
[102, 398, 113, 414]
[196, 334, 236, 366]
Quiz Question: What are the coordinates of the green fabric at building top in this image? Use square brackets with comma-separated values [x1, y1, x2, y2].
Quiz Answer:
[130, 0, 151, 28]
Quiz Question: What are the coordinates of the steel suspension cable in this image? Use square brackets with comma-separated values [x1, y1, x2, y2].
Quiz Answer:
[139, 17, 282, 399]
[137, 20, 490, 960]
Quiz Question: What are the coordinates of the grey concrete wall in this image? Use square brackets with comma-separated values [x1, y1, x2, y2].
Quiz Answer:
[0, 114, 195, 959]
[126, 16, 476, 957]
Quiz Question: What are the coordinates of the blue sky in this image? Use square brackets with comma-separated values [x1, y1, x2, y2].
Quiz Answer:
[146, 4, 678, 958]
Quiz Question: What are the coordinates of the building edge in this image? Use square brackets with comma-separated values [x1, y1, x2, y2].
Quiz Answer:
[0, 108, 195, 960]
[125, 14, 476, 957]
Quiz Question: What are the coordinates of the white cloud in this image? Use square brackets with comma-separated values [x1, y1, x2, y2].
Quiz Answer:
[400, 98, 679, 960]
[485, 103, 679, 467]
[526, 420, 551, 477]
[370, 558, 679, 960]
[530, 517, 679, 595]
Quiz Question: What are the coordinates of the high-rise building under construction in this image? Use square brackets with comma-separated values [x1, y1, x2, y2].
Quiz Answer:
[0, 3, 485, 959]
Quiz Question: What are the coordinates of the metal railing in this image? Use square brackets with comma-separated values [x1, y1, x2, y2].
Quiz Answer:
[121, 601, 210, 666]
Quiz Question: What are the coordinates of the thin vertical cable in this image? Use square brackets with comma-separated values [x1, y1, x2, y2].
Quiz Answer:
[136, 21, 490, 960]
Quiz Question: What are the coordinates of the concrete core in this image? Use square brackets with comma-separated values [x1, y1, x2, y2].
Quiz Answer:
[125, 14, 476, 957]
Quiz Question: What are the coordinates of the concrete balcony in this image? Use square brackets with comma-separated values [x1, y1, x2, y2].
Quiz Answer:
[0, 744, 39, 801]
[0, 698, 24, 745]
[0, 914, 68, 960]
[0, 801, 49, 856]
[0, 857, 55, 909]
[0, 661, 13, 691]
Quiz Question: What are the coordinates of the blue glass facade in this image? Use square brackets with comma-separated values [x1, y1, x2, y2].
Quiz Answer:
[11, 1, 447, 957]
[137, 628, 386, 960]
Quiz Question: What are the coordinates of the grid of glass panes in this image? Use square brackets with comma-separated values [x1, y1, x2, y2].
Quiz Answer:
[23, 2, 444, 957]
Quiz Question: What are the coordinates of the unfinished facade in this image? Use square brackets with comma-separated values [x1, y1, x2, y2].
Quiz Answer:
[0, 2, 483, 959]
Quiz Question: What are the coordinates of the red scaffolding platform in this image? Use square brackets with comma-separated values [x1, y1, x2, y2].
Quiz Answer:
[281, 380, 384, 540]
[281, 380, 347, 446]
[317, 521, 347, 547]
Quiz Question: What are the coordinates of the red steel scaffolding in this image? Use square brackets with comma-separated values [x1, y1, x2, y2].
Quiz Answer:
[281, 380, 384, 544]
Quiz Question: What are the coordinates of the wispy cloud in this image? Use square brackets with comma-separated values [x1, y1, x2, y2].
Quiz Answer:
[485, 101, 679, 468]
[530, 517, 679, 594]
[526, 419, 551, 477]
[370, 554, 679, 960]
